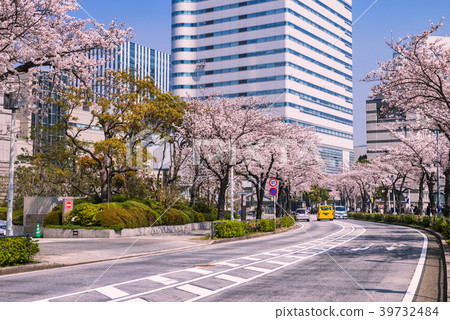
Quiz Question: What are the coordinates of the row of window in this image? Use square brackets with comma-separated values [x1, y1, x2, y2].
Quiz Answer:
[194, 88, 352, 115]
[172, 47, 352, 80]
[173, 20, 352, 57]
[285, 119, 353, 140]
[272, 102, 353, 126]
[319, 146, 344, 174]
[173, 32, 351, 70]
[172, 59, 352, 92]
[173, 7, 351, 48]
[172, 0, 352, 32]
[172, 74, 352, 103]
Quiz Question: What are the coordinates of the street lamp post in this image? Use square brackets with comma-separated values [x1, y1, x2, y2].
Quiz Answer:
[436, 131, 441, 216]
[4, 93, 24, 236]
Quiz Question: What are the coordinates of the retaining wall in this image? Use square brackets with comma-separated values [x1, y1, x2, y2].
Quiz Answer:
[43, 221, 212, 238]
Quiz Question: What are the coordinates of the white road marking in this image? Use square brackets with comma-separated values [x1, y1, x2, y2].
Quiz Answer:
[260, 252, 279, 256]
[386, 243, 406, 251]
[216, 262, 240, 267]
[351, 243, 374, 251]
[245, 266, 271, 273]
[97, 286, 129, 299]
[265, 260, 289, 266]
[403, 232, 428, 302]
[240, 257, 261, 261]
[177, 284, 214, 296]
[215, 274, 246, 283]
[147, 275, 178, 285]
[279, 249, 295, 252]
[186, 268, 213, 275]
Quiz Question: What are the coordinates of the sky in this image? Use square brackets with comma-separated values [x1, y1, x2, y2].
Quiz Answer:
[78, 0, 450, 147]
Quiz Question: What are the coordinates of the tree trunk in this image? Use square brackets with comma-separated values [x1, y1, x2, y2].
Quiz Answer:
[427, 178, 436, 215]
[444, 168, 450, 218]
[217, 178, 228, 220]
[256, 182, 264, 220]
[417, 173, 425, 215]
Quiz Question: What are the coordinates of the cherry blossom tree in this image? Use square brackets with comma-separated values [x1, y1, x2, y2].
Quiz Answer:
[0, 0, 131, 100]
[179, 96, 279, 220]
[365, 22, 450, 215]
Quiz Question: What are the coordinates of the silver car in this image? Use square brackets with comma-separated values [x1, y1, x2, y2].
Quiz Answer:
[295, 208, 310, 222]
[0, 221, 6, 236]
[334, 206, 347, 219]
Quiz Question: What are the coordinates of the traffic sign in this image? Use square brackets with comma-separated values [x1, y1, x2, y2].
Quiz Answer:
[269, 188, 278, 196]
[269, 179, 278, 187]
[66, 201, 72, 210]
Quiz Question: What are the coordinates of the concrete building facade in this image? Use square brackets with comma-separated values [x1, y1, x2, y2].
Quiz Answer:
[171, 0, 354, 174]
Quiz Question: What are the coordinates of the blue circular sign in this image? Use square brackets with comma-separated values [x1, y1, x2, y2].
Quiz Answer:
[269, 188, 277, 196]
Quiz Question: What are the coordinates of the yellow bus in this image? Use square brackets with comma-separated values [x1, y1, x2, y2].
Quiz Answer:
[317, 205, 334, 221]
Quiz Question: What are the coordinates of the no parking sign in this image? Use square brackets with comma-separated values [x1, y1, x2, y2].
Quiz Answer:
[269, 179, 278, 197]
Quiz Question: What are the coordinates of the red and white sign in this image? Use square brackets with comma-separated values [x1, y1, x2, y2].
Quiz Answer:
[269, 179, 278, 187]
[66, 201, 72, 210]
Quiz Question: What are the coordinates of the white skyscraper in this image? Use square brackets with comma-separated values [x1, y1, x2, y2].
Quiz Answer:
[171, 0, 354, 173]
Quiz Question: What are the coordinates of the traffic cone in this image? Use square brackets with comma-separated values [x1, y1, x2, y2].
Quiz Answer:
[36, 223, 40, 238]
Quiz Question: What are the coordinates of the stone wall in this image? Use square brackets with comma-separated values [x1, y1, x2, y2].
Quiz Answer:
[43, 221, 212, 238]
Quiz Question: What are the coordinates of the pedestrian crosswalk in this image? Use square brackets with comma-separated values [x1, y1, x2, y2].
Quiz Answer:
[37, 222, 366, 302]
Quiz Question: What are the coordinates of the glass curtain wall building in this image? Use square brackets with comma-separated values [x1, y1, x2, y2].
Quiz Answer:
[171, 0, 354, 173]
[92, 42, 171, 93]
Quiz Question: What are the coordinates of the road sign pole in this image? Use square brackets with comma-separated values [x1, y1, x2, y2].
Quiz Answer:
[6, 108, 17, 236]
[230, 165, 234, 221]
[274, 195, 276, 230]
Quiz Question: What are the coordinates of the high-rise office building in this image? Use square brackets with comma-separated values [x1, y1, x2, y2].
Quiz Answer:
[93, 42, 171, 93]
[171, 0, 354, 173]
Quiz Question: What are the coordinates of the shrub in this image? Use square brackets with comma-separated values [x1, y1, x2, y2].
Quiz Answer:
[259, 219, 275, 232]
[67, 203, 101, 226]
[0, 207, 6, 220]
[44, 205, 63, 226]
[434, 218, 444, 233]
[441, 220, 449, 239]
[420, 216, 430, 228]
[246, 220, 259, 233]
[281, 216, 295, 227]
[165, 208, 192, 225]
[0, 237, 40, 267]
[385, 215, 397, 223]
[214, 220, 248, 238]
[372, 214, 383, 222]
[404, 215, 414, 225]
[354, 212, 364, 220]
[224, 210, 240, 220]
[364, 213, 372, 221]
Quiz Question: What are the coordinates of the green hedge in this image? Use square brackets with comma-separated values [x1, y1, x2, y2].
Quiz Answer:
[349, 213, 450, 240]
[281, 216, 295, 228]
[0, 237, 40, 267]
[214, 220, 248, 238]
[259, 219, 275, 232]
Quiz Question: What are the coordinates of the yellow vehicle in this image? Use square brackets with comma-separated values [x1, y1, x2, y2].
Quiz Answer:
[317, 205, 334, 221]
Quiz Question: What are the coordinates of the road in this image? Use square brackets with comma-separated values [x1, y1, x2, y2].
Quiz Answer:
[0, 219, 426, 302]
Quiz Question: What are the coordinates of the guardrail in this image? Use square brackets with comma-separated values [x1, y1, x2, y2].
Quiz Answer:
[0, 234, 31, 240]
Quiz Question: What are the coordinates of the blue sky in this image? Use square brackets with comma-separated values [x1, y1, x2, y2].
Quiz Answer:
[78, 0, 450, 147]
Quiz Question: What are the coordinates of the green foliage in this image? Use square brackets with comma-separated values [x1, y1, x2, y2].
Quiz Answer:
[43, 205, 63, 226]
[434, 218, 444, 233]
[193, 202, 218, 221]
[372, 214, 383, 222]
[404, 215, 414, 225]
[385, 215, 397, 223]
[364, 213, 372, 221]
[420, 216, 430, 228]
[223, 210, 240, 220]
[213, 221, 248, 238]
[259, 219, 275, 232]
[164, 208, 192, 225]
[441, 220, 449, 239]
[0, 207, 6, 220]
[281, 216, 295, 227]
[45, 224, 124, 231]
[67, 203, 101, 226]
[304, 185, 330, 205]
[0, 237, 40, 267]
[0, 207, 24, 225]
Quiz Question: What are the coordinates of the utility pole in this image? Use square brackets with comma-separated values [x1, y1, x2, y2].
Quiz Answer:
[4, 93, 23, 236]
[436, 131, 441, 216]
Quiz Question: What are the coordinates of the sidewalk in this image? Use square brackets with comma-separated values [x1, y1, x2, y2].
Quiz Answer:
[0, 230, 214, 276]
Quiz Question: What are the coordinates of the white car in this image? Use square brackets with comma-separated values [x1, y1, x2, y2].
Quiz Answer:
[334, 206, 348, 219]
[0, 221, 6, 236]
[295, 208, 311, 222]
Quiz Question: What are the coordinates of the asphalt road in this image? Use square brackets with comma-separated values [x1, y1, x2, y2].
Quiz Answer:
[0, 219, 426, 302]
